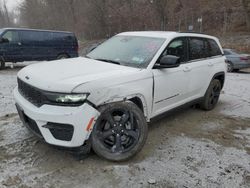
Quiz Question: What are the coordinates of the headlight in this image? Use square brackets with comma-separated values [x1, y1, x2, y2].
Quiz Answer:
[45, 93, 89, 106]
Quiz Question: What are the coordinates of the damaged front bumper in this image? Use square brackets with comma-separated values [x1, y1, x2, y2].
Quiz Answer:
[14, 87, 100, 148]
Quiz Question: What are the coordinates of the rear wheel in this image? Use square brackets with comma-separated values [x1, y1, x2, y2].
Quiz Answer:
[91, 102, 148, 161]
[57, 54, 69, 59]
[200, 79, 222, 111]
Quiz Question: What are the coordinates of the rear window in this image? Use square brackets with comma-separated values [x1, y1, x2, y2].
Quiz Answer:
[19, 30, 75, 43]
[189, 38, 208, 60]
[189, 37, 222, 60]
[208, 39, 222, 57]
[52, 33, 75, 42]
[223, 50, 231, 55]
[20, 31, 51, 42]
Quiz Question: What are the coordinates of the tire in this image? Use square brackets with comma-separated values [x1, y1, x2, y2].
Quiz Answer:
[200, 79, 222, 111]
[233, 69, 239, 72]
[91, 102, 148, 162]
[0, 58, 5, 70]
[57, 54, 69, 59]
[226, 61, 233, 72]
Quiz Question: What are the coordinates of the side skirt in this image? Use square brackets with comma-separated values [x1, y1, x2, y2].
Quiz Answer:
[150, 97, 204, 123]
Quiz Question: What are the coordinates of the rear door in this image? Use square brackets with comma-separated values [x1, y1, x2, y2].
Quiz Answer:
[33, 31, 52, 60]
[19, 30, 52, 61]
[185, 37, 221, 99]
[0, 30, 22, 62]
[19, 30, 37, 61]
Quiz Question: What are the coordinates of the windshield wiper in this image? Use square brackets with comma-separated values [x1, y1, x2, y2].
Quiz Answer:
[95, 58, 121, 65]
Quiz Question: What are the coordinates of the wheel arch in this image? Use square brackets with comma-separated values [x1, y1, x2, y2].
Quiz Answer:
[57, 53, 70, 59]
[96, 94, 149, 121]
[212, 71, 225, 89]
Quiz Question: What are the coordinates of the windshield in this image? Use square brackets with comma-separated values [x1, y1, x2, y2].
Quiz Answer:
[87, 35, 165, 68]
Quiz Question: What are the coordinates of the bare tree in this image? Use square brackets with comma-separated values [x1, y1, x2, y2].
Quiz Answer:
[242, 0, 250, 30]
[16, 0, 250, 40]
[151, 0, 169, 30]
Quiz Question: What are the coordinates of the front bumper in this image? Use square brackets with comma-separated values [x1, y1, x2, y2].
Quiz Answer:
[14, 87, 100, 148]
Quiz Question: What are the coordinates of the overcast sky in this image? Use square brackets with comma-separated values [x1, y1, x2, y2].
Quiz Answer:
[2, 0, 23, 11]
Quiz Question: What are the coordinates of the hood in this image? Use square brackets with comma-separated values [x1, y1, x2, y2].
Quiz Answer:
[18, 57, 140, 92]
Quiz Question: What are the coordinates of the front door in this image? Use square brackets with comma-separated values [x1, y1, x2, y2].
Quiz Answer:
[152, 37, 190, 116]
[0, 30, 22, 62]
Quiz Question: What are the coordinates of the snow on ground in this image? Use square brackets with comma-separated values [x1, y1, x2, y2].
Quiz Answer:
[0, 62, 39, 117]
[0, 64, 250, 188]
[219, 71, 250, 118]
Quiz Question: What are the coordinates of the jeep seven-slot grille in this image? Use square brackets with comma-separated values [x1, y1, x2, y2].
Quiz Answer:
[18, 78, 44, 107]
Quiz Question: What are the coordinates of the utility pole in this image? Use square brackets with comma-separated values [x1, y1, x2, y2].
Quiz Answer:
[197, 17, 203, 33]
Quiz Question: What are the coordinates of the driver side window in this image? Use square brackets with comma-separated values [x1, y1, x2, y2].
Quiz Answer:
[162, 38, 187, 63]
[2, 31, 19, 43]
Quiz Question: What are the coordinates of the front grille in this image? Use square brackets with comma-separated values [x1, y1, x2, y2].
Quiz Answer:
[18, 78, 44, 107]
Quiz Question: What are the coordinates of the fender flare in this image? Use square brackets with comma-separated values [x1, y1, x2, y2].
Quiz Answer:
[211, 71, 225, 89]
[97, 94, 149, 121]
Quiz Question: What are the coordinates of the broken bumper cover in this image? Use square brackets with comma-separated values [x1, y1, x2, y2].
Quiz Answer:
[14, 87, 100, 148]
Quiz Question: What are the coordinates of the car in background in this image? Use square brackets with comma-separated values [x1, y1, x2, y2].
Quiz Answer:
[223, 49, 250, 72]
[0, 28, 79, 70]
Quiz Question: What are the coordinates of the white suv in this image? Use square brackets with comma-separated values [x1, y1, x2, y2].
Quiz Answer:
[14, 32, 227, 161]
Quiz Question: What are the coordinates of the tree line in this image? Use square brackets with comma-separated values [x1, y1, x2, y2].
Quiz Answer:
[0, 0, 250, 40]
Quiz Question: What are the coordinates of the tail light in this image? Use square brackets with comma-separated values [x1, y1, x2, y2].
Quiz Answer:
[240, 57, 248, 61]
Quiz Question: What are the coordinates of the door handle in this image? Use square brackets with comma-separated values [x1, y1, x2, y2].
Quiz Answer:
[183, 66, 191, 72]
[208, 62, 214, 67]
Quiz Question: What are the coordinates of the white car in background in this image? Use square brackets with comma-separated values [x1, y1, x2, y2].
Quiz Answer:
[14, 31, 227, 161]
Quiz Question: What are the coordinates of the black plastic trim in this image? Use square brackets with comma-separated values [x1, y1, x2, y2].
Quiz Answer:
[18, 78, 89, 107]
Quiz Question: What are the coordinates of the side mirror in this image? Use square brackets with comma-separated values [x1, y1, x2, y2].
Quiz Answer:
[154, 55, 181, 69]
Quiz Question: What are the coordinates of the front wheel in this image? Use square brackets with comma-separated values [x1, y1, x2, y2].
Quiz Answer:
[0, 59, 5, 70]
[226, 61, 233, 72]
[200, 79, 222, 111]
[91, 102, 148, 161]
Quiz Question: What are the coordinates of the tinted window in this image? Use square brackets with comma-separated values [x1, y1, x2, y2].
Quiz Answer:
[20, 31, 51, 42]
[52, 33, 74, 42]
[2, 31, 19, 43]
[208, 39, 222, 56]
[163, 38, 187, 63]
[189, 38, 208, 60]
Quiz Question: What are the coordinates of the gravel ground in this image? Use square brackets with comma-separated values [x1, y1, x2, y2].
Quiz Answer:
[0, 63, 250, 188]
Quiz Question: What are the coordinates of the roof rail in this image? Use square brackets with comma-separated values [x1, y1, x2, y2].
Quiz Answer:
[178, 31, 206, 35]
